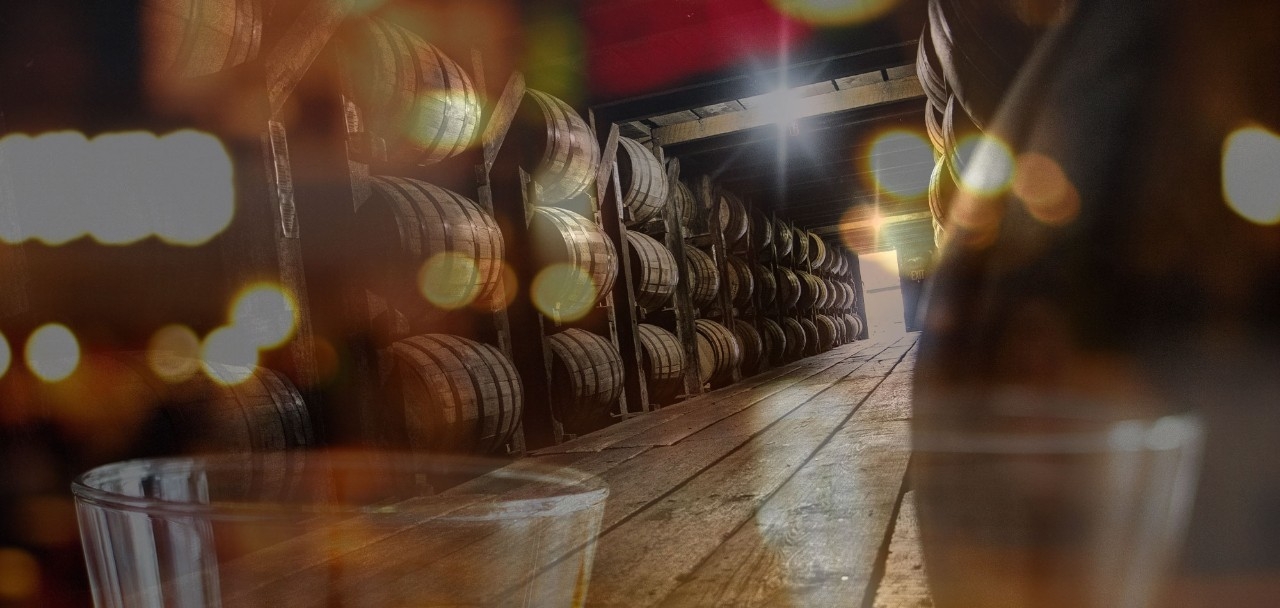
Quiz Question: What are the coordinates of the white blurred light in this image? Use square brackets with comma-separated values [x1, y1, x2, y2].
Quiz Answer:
[0, 130, 234, 246]
[0, 332, 10, 379]
[147, 324, 201, 383]
[229, 283, 299, 350]
[867, 130, 933, 199]
[1222, 126, 1280, 225]
[201, 326, 258, 385]
[25, 324, 80, 382]
[953, 134, 1016, 196]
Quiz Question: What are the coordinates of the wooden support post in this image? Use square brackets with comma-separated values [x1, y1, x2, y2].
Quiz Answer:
[265, 0, 360, 117]
[850, 249, 869, 340]
[473, 70, 528, 453]
[661, 158, 703, 399]
[701, 176, 740, 385]
[593, 119, 649, 415]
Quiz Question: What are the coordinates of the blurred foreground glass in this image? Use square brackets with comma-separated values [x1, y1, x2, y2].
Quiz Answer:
[71, 452, 608, 607]
[912, 396, 1202, 608]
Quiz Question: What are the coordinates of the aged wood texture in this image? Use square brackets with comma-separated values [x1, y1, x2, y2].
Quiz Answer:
[873, 491, 933, 608]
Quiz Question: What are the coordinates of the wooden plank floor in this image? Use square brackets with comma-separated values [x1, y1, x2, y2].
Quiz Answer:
[530, 332, 922, 608]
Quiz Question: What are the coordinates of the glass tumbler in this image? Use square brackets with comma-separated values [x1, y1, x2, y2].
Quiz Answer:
[912, 394, 1203, 608]
[71, 451, 608, 607]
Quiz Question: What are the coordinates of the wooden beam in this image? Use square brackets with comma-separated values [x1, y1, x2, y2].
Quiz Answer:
[652, 76, 924, 147]
[265, 0, 360, 117]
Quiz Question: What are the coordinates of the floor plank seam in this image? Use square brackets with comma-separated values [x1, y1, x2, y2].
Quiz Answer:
[651, 356, 903, 605]
[860, 457, 912, 608]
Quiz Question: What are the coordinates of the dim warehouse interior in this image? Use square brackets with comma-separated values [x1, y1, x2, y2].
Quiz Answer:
[2, 0, 1280, 606]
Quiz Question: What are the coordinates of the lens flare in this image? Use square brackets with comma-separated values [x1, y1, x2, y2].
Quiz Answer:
[1222, 125, 1280, 225]
[473, 261, 519, 312]
[952, 134, 1016, 197]
[0, 130, 234, 246]
[0, 332, 10, 379]
[1013, 152, 1080, 225]
[0, 548, 39, 601]
[531, 263, 597, 322]
[418, 251, 483, 310]
[147, 324, 202, 383]
[769, 0, 901, 26]
[201, 326, 258, 386]
[25, 324, 80, 383]
[230, 283, 299, 350]
[865, 129, 934, 199]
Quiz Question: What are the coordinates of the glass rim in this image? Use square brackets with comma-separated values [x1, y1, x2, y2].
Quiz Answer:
[912, 401, 1204, 455]
[71, 451, 608, 521]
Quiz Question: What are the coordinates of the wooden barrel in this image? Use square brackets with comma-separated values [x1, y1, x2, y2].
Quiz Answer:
[684, 247, 720, 309]
[716, 192, 748, 245]
[530, 207, 618, 318]
[832, 250, 847, 276]
[727, 256, 754, 309]
[670, 180, 696, 226]
[815, 315, 838, 352]
[343, 19, 482, 165]
[774, 222, 794, 257]
[359, 176, 503, 316]
[776, 266, 801, 309]
[142, 0, 264, 80]
[520, 90, 600, 202]
[625, 231, 678, 311]
[807, 232, 828, 269]
[929, 151, 958, 223]
[637, 324, 686, 404]
[760, 318, 786, 366]
[797, 272, 822, 310]
[42, 353, 315, 454]
[547, 329, 624, 435]
[385, 334, 522, 453]
[816, 278, 832, 310]
[843, 313, 864, 341]
[751, 215, 773, 251]
[782, 317, 806, 361]
[694, 319, 741, 385]
[617, 137, 669, 226]
[833, 313, 847, 345]
[753, 263, 777, 308]
[844, 283, 858, 310]
[792, 227, 809, 263]
[800, 318, 820, 356]
[733, 320, 764, 376]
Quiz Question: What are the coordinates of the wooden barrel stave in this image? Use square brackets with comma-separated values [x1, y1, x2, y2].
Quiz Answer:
[727, 256, 754, 309]
[733, 320, 764, 376]
[142, 0, 264, 80]
[637, 324, 686, 404]
[760, 318, 786, 366]
[530, 207, 619, 319]
[694, 319, 741, 385]
[684, 247, 720, 309]
[360, 176, 504, 318]
[807, 232, 827, 269]
[782, 317, 806, 361]
[774, 222, 794, 258]
[753, 263, 777, 309]
[800, 318, 820, 356]
[776, 267, 801, 310]
[547, 329, 624, 435]
[386, 334, 522, 454]
[617, 137, 670, 226]
[521, 90, 600, 202]
[815, 315, 838, 352]
[716, 192, 748, 245]
[343, 19, 482, 165]
[626, 231, 678, 311]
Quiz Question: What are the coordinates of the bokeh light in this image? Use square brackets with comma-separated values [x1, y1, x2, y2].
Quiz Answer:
[1013, 152, 1080, 225]
[0, 332, 10, 379]
[201, 326, 258, 385]
[865, 129, 934, 199]
[770, 0, 901, 27]
[25, 324, 79, 383]
[0, 130, 234, 246]
[1222, 125, 1280, 225]
[0, 547, 39, 602]
[230, 283, 299, 350]
[418, 251, 483, 310]
[409, 89, 483, 150]
[531, 263, 597, 322]
[147, 324, 202, 383]
[952, 134, 1016, 196]
[15, 495, 78, 547]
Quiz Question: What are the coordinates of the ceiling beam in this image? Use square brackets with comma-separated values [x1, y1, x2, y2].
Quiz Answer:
[651, 75, 925, 146]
